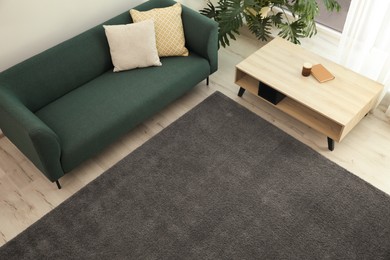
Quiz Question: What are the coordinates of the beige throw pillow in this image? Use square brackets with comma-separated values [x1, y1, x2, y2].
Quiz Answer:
[103, 20, 161, 72]
[130, 3, 189, 57]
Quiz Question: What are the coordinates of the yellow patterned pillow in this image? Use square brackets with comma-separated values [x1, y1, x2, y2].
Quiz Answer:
[130, 3, 189, 57]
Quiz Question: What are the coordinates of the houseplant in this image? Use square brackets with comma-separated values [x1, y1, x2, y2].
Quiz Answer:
[200, 0, 341, 47]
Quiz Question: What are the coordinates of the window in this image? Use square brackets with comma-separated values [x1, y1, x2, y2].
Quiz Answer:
[315, 0, 351, 32]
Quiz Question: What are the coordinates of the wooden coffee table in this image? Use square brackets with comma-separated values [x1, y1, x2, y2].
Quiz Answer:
[235, 37, 383, 151]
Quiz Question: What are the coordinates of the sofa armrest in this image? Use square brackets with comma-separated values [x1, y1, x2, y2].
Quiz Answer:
[182, 5, 219, 74]
[0, 90, 64, 182]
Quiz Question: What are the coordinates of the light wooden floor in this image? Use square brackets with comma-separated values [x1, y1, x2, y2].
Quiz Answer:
[1, 33, 390, 247]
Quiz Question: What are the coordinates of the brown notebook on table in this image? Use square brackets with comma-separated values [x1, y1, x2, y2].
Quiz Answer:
[311, 64, 335, 83]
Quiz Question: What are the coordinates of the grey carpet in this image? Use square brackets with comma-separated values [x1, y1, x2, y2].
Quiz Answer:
[1, 91, 390, 259]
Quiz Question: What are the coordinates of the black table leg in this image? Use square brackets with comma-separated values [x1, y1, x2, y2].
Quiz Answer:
[327, 137, 334, 151]
[238, 87, 246, 97]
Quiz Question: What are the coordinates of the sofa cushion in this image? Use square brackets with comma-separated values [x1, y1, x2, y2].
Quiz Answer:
[130, 3, 189, 57]
[35, 53, 209, 172]
[103, 20, 161, 72]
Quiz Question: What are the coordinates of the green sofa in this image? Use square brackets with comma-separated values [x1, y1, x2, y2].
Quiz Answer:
[0, 0, 218, 188]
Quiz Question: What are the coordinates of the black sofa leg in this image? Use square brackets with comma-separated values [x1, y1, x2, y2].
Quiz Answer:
[206, 77, 209, 86]
[55, 180, 62, 189]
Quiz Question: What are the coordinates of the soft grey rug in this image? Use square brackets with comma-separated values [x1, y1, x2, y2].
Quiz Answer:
[1, 91, 390, 259]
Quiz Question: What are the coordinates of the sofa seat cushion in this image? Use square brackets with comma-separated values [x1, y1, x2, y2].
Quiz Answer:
[35, 53, 209, 172]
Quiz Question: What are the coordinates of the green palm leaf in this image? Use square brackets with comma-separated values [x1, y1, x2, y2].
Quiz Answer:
[199, 0, 341, 46]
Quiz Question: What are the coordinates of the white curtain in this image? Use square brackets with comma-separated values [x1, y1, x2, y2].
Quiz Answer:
[337, 0, 390, 116]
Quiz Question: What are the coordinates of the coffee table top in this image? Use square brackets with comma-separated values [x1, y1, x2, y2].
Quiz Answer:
[236, 37, 383, 126]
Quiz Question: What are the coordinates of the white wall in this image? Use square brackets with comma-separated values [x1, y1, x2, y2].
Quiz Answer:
[0, 0, 209, 72]
[0, 0, 146, 72]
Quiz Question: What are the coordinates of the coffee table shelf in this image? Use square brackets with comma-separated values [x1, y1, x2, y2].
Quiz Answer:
[235, 72, 343, 141]
[235, 37, 383, 151]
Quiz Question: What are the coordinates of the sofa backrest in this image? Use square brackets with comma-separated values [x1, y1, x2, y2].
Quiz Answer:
[0, 12, 131, 112]
[0, 0, 186, 112]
